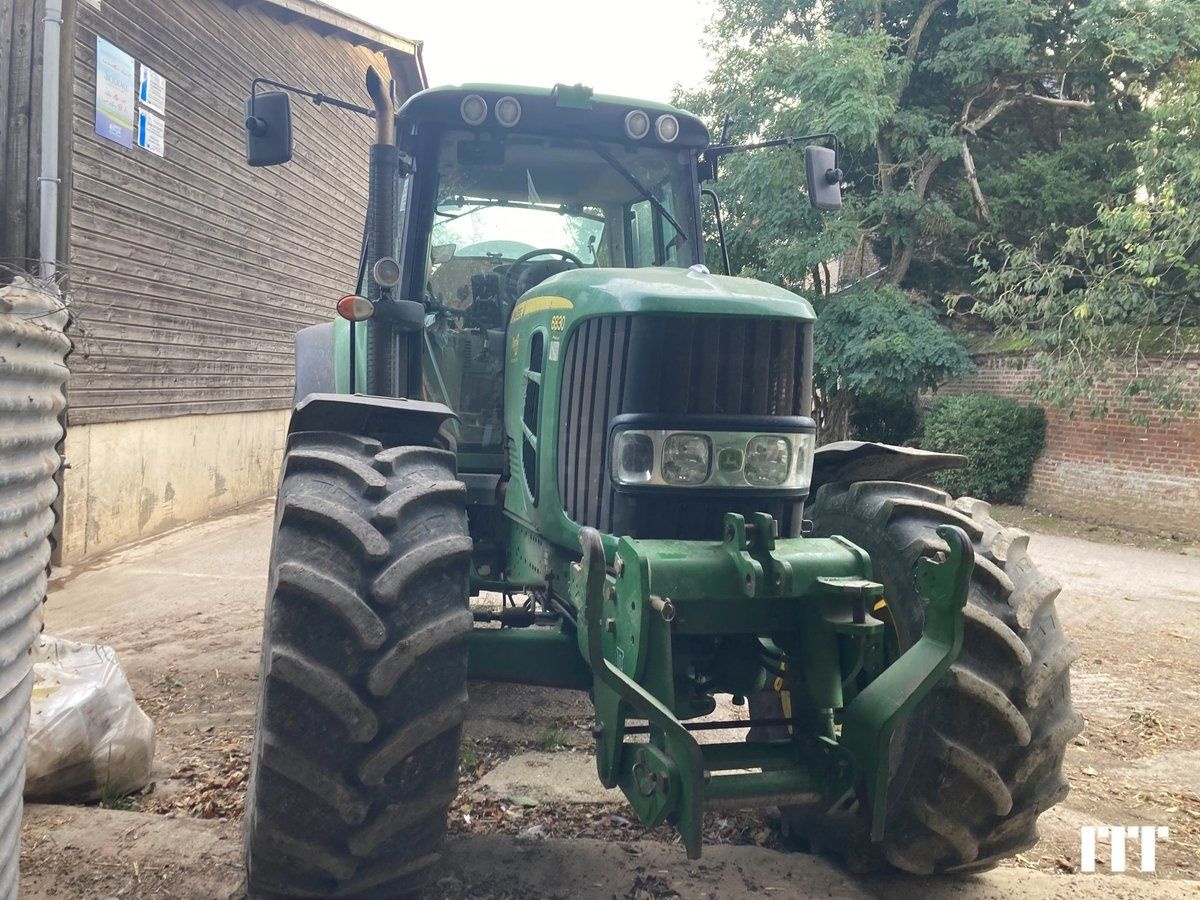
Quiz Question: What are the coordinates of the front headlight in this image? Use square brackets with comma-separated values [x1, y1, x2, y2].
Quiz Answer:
[744, 434, 791, 486]
[661, 433, 711, 485]
[610, 423, 815, 492]
[614, 431, 654, 484]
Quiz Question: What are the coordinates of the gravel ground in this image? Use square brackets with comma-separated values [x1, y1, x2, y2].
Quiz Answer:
[20, 499, 1200, 898]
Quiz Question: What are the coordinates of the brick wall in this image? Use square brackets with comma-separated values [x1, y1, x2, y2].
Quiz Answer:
[940, 353, 1200, 539]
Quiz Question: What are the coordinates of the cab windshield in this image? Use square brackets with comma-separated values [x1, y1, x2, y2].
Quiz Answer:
[432, 202, 606, 269]
[425, 132, 697, 316]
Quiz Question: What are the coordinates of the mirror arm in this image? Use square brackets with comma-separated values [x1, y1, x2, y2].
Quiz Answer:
[700, 132, 840, 182]
[718, 114, 732, 146]
[248, 77, 376, 122]
[700, 189, 731, 276]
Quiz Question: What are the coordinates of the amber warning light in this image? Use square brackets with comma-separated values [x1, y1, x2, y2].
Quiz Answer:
[337, 294, 374, 321]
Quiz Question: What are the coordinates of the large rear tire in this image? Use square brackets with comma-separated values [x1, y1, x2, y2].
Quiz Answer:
[758, 480, 1082, 874]
[244, 432, 473, 898]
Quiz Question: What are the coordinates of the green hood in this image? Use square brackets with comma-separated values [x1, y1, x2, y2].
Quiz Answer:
[519, 266, 817, 322]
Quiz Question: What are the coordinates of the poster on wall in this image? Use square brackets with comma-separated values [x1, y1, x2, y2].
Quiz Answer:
[137, 110, 165, 156]
[138, 64, 166, 114]
[95, 37, 136, 148]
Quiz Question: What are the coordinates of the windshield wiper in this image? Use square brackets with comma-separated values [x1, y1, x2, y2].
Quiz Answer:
[589, 142, 687, 247]
[435, 196, 606, 223]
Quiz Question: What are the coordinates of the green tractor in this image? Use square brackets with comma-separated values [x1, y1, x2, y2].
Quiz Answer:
[240, 70, 1080, 897]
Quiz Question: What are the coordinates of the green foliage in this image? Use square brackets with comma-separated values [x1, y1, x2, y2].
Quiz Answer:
[851, 390, 920, 444]
[538, 727, 567, 752]
[814, 283, 974, 398]
[972, 60, 1200, 417]
[810, 283, 973, 439]
[459, 741, 481, 774]
[682, 0, 1200, 421]
[99, 780, 136, 811]
[921, 394, 1046, 502]
[680, 0, 1184, 295]
[976, 116, 1141, 248]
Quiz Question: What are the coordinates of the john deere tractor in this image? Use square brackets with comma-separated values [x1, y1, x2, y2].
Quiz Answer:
[240, 69, 1080, 897]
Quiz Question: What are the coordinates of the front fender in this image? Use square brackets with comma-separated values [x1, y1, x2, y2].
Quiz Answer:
[811, 441, 964, 494]
[293, 322, 336, 404]
[288, 393, 457, 449]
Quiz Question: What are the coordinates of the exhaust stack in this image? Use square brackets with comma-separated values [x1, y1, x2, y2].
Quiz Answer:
[363, 66, 404, 394]
[366, 65, 395, 146]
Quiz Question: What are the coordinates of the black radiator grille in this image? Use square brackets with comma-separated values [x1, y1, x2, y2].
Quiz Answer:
[557, 315, 810, 540]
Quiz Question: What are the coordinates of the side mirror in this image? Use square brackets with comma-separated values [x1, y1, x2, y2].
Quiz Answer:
[431, 244, 457, 265]
[244, 91, 293, 167]
[804, 146, 842, 211]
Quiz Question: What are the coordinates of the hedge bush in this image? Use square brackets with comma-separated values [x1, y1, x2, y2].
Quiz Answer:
[920, 394, 1047, 503]
[851, 391, 920, 445]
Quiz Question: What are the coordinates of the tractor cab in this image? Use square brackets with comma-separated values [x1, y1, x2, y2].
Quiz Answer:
[388, 87, 708, 450]
[243, 80, 841, 457]
[421, 92, 705, 308]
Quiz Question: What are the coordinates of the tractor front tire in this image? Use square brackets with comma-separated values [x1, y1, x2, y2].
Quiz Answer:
[244, 432, 473, 898]
[768, 480, 1082, 874]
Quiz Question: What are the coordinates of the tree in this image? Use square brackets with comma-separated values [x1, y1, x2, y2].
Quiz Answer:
[813, 283, 973, 439]
[681, 0, 1199, 426]
[681, 0, 1146, 293]
[972, 59, 1200, 417]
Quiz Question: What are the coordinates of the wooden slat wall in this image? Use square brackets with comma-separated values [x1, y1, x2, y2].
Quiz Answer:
[67, 0, 407, 424]
[0, 0, 42, 272]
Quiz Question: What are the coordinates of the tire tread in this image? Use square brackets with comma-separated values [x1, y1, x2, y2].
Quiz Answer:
[245, 432, 470, 898]
[784, 480, 1080, 874]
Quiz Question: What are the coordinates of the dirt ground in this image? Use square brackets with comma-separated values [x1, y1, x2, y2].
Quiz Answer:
[21, 499, 1200, 898]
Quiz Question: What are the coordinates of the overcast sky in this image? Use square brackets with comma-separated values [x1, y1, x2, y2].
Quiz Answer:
[324, 0, 716, 103]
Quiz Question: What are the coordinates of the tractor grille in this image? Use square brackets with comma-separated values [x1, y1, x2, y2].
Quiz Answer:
[557, 314, 811, 540]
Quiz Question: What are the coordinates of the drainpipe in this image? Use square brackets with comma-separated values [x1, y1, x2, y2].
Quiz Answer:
[38, 0, 64, 279]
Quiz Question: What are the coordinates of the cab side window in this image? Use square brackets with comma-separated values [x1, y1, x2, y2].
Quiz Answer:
[628, 182, 684, 268]
[630, 200, 657, 267]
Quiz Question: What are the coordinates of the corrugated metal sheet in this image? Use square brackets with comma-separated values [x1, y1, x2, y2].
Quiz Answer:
[0, 277, 69, 899]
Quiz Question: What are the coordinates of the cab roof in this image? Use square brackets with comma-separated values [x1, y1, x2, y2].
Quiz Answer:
[397, 83, 711, 149]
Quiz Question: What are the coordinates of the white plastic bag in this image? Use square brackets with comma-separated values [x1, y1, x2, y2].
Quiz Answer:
[25, 635, 156, 802]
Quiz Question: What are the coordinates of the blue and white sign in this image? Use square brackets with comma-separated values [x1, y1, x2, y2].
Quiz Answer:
[138, 63, 166, 114]
[94, 37, 136, 148]
[137, 109, 165, 157]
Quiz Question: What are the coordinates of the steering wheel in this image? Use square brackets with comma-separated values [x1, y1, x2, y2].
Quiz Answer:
[504, 248, 585, 302]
